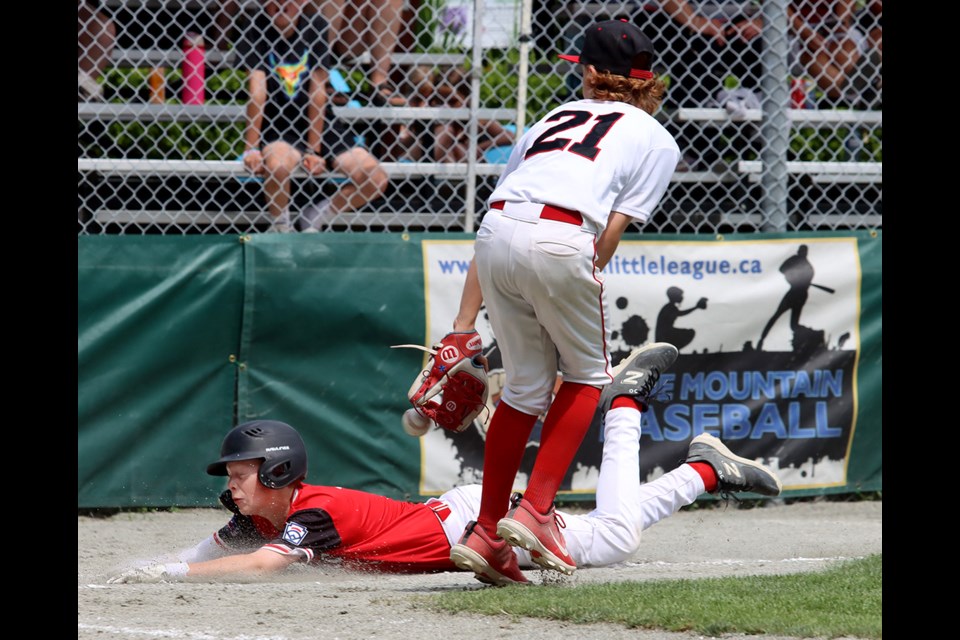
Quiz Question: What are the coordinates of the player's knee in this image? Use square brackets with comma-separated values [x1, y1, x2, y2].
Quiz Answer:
[596, 524, 642, 564]
[502, 385, 553, 417]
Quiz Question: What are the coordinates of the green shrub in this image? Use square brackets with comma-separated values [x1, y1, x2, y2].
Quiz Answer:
[791, 125, 882, 162]
[478, 49, 570, 124]
[79, 68, 248, 160]
[103, 67, 248, 104]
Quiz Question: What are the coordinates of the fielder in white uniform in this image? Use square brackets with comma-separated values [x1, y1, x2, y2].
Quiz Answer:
[449, 19, 682, 584]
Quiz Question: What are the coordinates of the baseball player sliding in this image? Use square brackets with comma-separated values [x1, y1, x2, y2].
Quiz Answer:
[108, 345, 781, 585]
[443, 19, 684, 585]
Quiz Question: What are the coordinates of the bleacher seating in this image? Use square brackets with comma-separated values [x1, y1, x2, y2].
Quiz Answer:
[79, 0, 881, 235]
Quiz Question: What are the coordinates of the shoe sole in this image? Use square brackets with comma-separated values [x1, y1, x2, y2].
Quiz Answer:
[600, 342, 679, 412]
[496, 519, 576, 576]
[691, 433, 783, 495]
[449, 544, 528, 586]
[613, 342, 679, 377]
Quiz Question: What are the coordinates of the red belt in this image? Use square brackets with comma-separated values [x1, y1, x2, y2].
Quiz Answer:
[491, 200, 584, 226]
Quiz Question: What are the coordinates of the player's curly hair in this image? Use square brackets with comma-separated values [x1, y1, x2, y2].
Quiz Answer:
[587, 70, 666, 115]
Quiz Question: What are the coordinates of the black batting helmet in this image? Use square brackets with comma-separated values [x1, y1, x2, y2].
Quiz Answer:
[206, 420, 307, 489]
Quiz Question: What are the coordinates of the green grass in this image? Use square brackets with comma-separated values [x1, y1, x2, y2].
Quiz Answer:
[427, 553, 881, 639]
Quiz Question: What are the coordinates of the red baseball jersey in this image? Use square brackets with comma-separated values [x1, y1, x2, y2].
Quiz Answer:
[214, 483, 456, 573]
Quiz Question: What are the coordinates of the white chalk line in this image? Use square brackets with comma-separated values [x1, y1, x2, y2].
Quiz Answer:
[77, 623, 293, 640]
[623, 555, 864, 569]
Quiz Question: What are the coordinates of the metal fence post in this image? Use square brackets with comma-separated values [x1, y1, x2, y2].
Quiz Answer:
[760, 0, 791, 232]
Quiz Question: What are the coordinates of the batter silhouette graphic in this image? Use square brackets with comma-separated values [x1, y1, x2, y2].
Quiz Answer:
[757, 245, 815, 351]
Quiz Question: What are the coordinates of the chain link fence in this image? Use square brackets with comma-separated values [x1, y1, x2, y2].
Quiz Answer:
[78, 0, 882, 235]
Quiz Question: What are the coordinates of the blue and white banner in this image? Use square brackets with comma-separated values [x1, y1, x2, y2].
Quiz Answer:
[416, 237, 863, 495]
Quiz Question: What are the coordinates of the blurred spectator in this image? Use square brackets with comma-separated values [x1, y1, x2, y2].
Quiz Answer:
[108, 1, 242, 52]
[659, 0, 763, 170]
[378, 66, 514, 164]
[313, 0, 407, 106]
[430, 67, 514, 163]
[210, 1, 243, 51]
[385, 65, 437, 161]
[78, 1, 116, 101]
[235, 0, 388, 232]
[660, 0, 763, 108]
[860, 0, 881, 58]
[788, 0, 867, 106]
[853, 0, 881, 108]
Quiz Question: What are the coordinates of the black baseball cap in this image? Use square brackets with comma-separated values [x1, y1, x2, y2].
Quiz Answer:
[559, 19, 655, 80]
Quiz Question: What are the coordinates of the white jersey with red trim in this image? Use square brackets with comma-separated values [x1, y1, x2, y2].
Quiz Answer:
[489, 98, 679, 229]
[478, 97, 679, 416]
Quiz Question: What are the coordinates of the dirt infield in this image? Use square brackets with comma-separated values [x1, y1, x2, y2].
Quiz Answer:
[78, 499, 881, 640]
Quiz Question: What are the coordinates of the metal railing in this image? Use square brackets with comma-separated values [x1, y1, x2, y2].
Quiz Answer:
[78, 0, 882, 235]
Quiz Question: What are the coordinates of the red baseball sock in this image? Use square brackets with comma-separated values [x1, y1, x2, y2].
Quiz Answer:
[476, 402, 538, 535]
[524, 382, 601, 513]
[612, 396, 647, 411]
[688, 461, 718, 493]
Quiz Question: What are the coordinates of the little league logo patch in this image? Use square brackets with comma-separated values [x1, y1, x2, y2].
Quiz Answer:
[282, 521, 308, 546]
